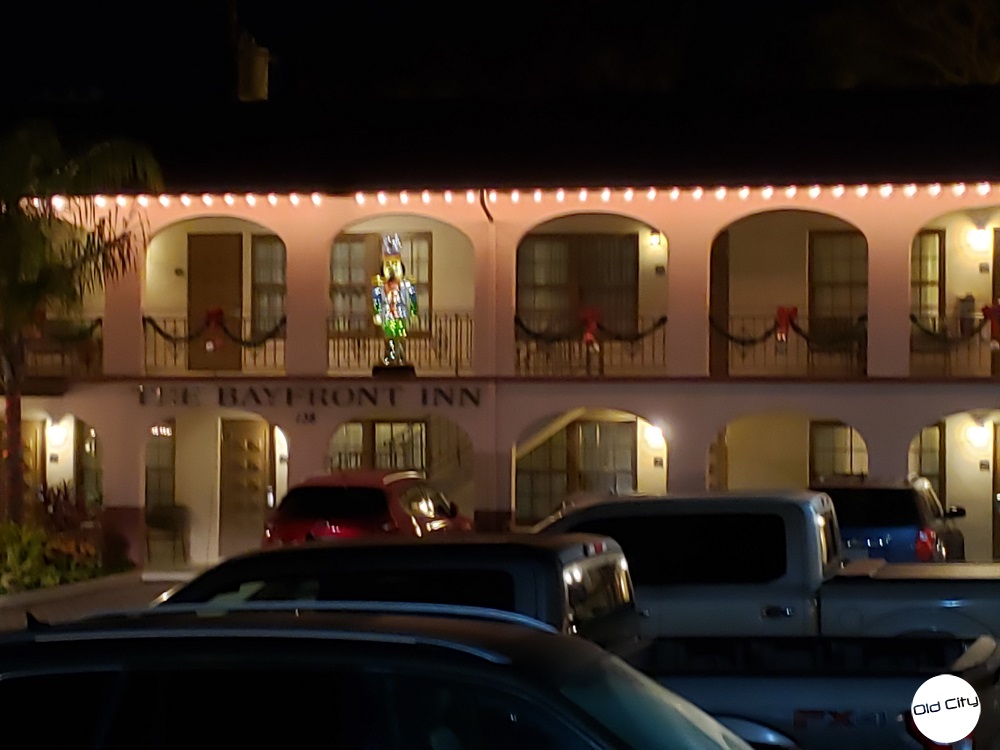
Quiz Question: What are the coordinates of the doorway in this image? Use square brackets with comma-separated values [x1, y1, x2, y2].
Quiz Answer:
[709, 230, 730, 377]
[188, 233, 243, 371]
[218, 418, 273, 558]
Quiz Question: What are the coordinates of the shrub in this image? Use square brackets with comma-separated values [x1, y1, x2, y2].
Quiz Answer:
[0, 522, 102, 595]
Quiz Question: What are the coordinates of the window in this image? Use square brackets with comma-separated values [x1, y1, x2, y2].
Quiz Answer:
[566, 557, 634, 627]
[328, 422, 364, 470]
[388, 672, 598, 750]
[184, 568, 518, 611]
[515, 420, 636, 525]
[276, 486, 389, 520]
[145, 419, 176, 508]
[909, 423, 945, 501]
[516, 233, 639, 334]
[809, 421, 869, 483]
[330, 232, 432, 332]
[911, 229, 945, 322]
[564, 514, 787, 585]
[375, 421, 427, 471]
[808, 230, 868, 341]
[251, 234, 287, 337]
[821, 488, 921, 528]
[75, 419, 102, 507]
[0, 671, 122, 746]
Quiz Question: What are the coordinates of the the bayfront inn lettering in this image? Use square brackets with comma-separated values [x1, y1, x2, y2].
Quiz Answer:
[216, 385, 481, 409]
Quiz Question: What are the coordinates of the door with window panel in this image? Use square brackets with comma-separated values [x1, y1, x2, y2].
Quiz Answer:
[809, 421, 869, 483]
[576, 421, 637, 497]
[329, 422, 365, 470]
[808, 231, 868, 362]
[374, 421, 427, 471]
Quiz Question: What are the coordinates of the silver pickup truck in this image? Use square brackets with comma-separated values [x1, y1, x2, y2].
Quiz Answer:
[536, 490, 1000, 640]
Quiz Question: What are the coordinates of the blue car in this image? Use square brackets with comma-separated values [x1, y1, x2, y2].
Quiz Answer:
[811, 478, 966, 562]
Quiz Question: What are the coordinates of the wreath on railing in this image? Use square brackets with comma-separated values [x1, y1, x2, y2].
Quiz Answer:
[711, 307, 868, 349]
[143, 309, 287, 349]
[514, 312, 668, 345]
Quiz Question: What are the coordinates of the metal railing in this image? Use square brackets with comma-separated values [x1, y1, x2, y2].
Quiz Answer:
[515, 315, 668, 377]
[328, 312, 473, 376]
[143, 316, 285, 375]
[24, 316, 103, 379]
[714, 314, 867, 378]
[909, 314, 995, 378]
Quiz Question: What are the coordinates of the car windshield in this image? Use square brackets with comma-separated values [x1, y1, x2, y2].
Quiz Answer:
[560, 653, 751, 750]
[821, 488, 921, 528]
[276, 486, 388, 520]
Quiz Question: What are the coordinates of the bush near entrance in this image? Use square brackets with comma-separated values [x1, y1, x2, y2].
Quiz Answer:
[0, 522, 104, 594]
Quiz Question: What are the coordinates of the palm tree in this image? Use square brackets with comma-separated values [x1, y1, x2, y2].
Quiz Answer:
[0, 121, 162, 523]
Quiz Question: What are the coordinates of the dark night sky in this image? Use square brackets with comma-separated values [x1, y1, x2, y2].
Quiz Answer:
[1, 1, 837, 104]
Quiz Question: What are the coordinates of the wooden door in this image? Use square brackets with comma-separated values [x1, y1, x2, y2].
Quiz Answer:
[993, 229, 1000, 377]
[188, 234, 243, 371]
[993, 422, 1000, 560]
[709, 230, 730, 377]
[0, 420, 44, 518]
[219, 419, 272, 559]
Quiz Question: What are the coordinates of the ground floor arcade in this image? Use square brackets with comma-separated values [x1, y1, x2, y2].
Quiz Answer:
[6, 378, 1000, 566]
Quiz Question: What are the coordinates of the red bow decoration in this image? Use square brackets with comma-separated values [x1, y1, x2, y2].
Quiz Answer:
[579, 306, 601, 349]
[203, 308, 226, 352]
[204, 308, 225, 328]
[982, 303, 1000, 345]
[776, 306, 798, 342]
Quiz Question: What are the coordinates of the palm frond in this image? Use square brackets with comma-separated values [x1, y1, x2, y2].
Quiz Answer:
[66, 140, 164, 196]
[0, 121, 65, 201]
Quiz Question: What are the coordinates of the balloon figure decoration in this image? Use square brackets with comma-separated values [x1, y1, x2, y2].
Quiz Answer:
[372, 233, 418, 373]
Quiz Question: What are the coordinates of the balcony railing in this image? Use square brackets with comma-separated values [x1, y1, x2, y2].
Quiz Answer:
[143, 316, 285, 375]
[714, 314, 867, 378]
[515, 315, 668, 377]
[328, 312, 473, 376]
[24, 316, 103, 379]
[910, 314, 995, 378]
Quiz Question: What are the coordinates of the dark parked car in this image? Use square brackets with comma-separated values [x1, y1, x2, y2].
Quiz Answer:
[811, 477, 966, 562]
[0, 602, 752, 750]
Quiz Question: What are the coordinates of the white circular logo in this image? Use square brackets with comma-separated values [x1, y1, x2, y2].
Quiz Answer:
[910, 674, 981, 744]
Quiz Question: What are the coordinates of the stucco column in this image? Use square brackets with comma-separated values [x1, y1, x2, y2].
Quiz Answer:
[284, 421, 331, 486]
[862, 224, 912, 378]
[283, 235, 330, 376]
[664, 413, 721, 493]
[472, 221, 498, 375]
[95, 411, 147, 566]
[492, 222, 519, 378]
[664, 225, 713, 377]
[851, 412, 913, 482]
[102, 253, 144, 376]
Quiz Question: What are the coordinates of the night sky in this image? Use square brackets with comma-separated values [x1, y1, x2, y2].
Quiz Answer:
[1, 0, 861, 104]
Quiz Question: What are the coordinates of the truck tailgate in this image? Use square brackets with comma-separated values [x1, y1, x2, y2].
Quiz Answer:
[637, 635, 1000, 750]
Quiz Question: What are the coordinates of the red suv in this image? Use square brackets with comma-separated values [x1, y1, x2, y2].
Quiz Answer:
[262, 470, 474, 547]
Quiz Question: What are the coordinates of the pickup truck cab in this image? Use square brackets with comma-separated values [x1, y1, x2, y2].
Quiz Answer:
[537, 491, 840, 637]
[537, 490, 1000, 641]
[157, 533, 641, 652]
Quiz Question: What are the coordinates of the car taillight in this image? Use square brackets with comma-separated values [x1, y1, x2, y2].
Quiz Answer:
[903, 709, 974, 748]
[916, 527, 939, 561]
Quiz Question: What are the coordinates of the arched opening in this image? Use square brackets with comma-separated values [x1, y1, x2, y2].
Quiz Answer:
[513, 408, 668, 525]
[328, 414, 475, 516]
[329, 214, 474, 375]
[143, 409, 288, 568]
[909, 206, 1000, 378]
[710, 411, 868, 490]
[515, 212, 668, 376]
[710, 209, 868, 378]
[143, 216, 287, 375]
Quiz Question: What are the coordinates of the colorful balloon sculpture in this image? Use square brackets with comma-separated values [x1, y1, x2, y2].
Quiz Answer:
[372, 234, 418, 366]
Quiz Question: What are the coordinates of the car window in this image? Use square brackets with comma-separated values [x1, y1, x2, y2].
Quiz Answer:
[423, 485, 454, 517]
[0, 670, 122, 746]
[104, 666, 383, 749]
[277, 485, 389, 520]
[565, 555, 634, 631]
[402, 485, 436, 517]
[562, 514, 787, 586]
[180, 568, 518, 611]
[822, 488, 921, 527]
[388, 672, 603, 750]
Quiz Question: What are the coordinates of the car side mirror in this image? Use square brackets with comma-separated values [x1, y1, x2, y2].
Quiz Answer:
[946, 505, 967, 519]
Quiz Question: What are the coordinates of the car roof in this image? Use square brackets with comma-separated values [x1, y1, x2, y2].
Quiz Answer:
[294, 470, 425, 488]
[205, 532, 624, 571]
[0, 607, 607, 683]
[537, 490, 831, 528]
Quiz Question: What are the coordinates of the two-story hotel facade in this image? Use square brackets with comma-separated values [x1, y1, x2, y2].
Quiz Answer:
[16, 176, 1000, 567]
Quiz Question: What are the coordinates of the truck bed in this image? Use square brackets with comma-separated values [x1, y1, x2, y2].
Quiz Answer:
[836, 559, 1000, 580]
